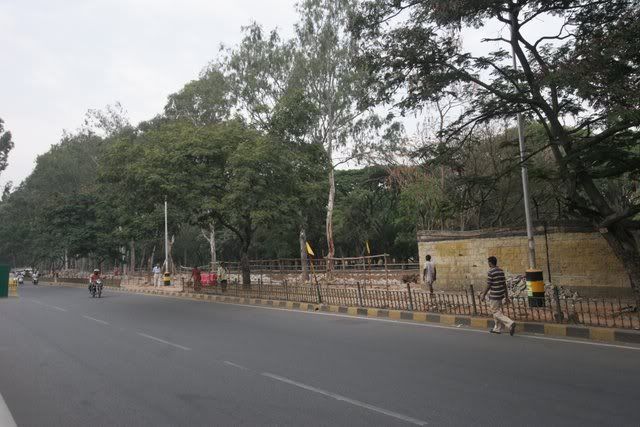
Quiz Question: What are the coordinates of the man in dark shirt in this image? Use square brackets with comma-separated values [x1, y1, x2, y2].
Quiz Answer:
[191, 266, 202, 292]
[480, 256, 516, 336]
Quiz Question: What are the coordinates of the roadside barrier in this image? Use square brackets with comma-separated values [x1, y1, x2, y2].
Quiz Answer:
[203, 281, 640, 330]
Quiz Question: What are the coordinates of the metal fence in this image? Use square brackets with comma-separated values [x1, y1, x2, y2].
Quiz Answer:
[48, 277, 122, 287]
[203, 282, 640, 330]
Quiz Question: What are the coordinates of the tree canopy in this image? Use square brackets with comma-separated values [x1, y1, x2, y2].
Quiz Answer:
[1, 0, 637, 293]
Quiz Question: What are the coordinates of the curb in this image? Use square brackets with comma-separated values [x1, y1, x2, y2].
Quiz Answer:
[45, 281, 640, 346]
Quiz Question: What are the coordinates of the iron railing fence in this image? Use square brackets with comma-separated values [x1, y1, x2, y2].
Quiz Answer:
[201, 282, 640, 330]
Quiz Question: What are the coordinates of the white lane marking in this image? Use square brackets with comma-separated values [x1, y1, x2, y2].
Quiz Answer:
[26, 299, 68, 312]
[0, 391, 17, 427]
[262, 372, 427, 426]
[82, 315, 109, 325]
[223, 361, 248, 370]
[519, 334, 640, 351]
[130, 290, 640, 352]
[137, 333, 191, 351]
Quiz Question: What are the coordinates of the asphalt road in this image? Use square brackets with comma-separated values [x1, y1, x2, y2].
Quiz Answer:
[0, 284, 638, 427]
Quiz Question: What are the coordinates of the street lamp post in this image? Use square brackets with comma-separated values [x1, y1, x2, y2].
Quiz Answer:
[510, 7, 545, 306]
[509, 8, 537, 269]
[164, 195, 169, 273]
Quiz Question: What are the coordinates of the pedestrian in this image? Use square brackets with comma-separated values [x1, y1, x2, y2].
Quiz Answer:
[217, 262, 228, 293]
[479, 256, 516, 336]
[152, 264, 161, 288]
[191, 266, 202, 292]
[423, 254, 436, 294]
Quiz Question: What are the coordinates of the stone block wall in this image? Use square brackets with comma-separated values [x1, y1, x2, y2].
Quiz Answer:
[417, 224, 633, 297]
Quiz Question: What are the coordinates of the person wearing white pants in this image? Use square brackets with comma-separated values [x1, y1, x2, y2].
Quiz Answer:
[152, 264, 161, 287]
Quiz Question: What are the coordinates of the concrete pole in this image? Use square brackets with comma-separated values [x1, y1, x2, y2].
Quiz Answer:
[164, 196, 169, 273]
[510, 8, 537, 270]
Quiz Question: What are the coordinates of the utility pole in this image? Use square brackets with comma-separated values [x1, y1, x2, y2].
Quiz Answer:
[509, 7, 537, 270]
[510, 6, 545, 308]
[164, 196, 169, 273]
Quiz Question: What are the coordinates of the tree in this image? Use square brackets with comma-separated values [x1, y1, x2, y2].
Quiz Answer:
[165, 67, 232, 126]
[0, 118, 14, 177]
[296, 0, 391, 270]
[355, 0, 640, 293]
[209, 125, 299, 285]
[226, 24, 329, 278]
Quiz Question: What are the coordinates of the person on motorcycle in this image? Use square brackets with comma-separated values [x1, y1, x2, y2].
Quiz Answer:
[89, 269, 100, 290]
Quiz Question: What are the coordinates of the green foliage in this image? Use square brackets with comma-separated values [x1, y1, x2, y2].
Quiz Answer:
[0, 118, 13, 176]
[165, 67, 232, 126]
[355, 0, 640, 288]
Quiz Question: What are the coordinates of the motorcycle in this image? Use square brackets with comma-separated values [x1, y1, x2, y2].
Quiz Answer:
[32, 276, 39, 285]
[18, 276, 24, 285]
[89, 279, 103, 298]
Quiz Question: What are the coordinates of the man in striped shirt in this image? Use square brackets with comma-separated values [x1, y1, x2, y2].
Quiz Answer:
[480, 256, 516, 336]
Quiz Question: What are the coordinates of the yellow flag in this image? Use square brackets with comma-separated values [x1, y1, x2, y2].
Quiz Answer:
[305, 241, 315, 256]
[365, 240, 371, 255]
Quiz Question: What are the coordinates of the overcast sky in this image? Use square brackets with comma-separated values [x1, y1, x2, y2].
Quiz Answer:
[0, 0, 298, 186]
[0, 1, 559, 188]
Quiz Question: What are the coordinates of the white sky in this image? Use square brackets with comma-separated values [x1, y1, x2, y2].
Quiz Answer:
[0, 0, 298, 186]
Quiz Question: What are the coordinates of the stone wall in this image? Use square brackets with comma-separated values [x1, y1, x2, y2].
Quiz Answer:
[417, 224, 633, 297]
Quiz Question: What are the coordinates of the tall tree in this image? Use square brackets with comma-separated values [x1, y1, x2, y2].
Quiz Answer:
[355, 0, 640, 293]
[0, 118, 14, 178]
[164, 67, 232, 126]
[296, 0, 392, 269]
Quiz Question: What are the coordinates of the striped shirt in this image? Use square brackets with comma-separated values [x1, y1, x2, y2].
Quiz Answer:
[487, 267, 507, 300]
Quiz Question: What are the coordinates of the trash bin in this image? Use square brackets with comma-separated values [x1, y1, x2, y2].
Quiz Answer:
[526, 269, 545, 307]
[0, 265, 9, 298]
[163, 272, 171, 287]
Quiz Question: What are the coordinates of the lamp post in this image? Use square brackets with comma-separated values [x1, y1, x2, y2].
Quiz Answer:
[510, 6, 545, 307]
[509, 7, 536, 269]
[164, 195, 169, 273]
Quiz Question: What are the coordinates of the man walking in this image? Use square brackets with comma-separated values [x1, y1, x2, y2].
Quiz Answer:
[191, 266, 202, 292]
[217, 262, 228, 293]
[480, 256, 515, 336]
[152, 264, 161, 288]
[423, 254, 436, 294]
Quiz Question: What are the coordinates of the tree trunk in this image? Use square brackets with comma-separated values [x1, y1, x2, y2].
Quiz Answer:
[240, 249, 251, 288]
[601, 225, 640, 297]
[326, 165, 336, 272]
[202, 223, 217, 272]
[299, 227, 309, 282]
[130, 239, 135, 276]
[149, 245, 156, 271]
[139, 246, 147, 270]
[211, 225, 217, 272]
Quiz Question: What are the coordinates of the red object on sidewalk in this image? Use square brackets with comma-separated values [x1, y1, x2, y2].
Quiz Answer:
[201, 273, 218, 287]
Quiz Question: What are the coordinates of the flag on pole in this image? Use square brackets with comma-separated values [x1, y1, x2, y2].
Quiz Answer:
[305, 241, 315, 256]
[365, 240, 371, 255]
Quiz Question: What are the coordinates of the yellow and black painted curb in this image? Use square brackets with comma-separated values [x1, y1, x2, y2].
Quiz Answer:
[45, 281, 640, 346]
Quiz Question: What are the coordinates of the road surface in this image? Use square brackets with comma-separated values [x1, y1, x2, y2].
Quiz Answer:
[0, 284, 638, 426]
